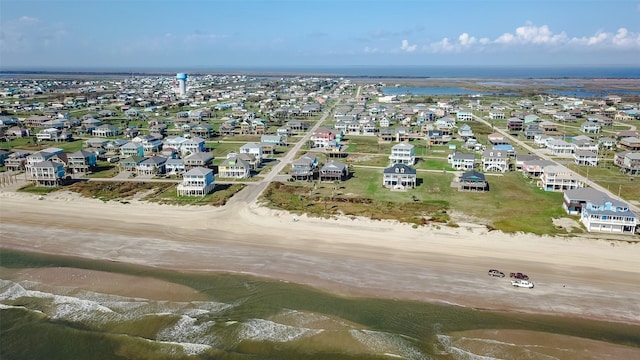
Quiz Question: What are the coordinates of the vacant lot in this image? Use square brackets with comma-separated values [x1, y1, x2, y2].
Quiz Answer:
[261, 169, 568, 235]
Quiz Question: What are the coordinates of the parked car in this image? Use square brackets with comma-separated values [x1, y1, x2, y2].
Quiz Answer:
[488, 269, 505, 277]
[511, 280, 534, 288]
[510, 272, 529, 280]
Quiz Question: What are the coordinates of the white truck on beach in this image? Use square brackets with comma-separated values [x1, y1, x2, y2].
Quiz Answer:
[511, 279, 534, 288]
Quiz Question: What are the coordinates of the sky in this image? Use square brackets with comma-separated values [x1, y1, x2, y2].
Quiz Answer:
[1, 0, 640, 69]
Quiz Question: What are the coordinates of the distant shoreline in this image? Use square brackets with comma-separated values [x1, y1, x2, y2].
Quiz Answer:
[2, 64, 640, 79]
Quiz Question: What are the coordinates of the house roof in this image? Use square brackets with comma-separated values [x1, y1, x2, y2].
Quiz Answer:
[184, 166, 213, 176]
[482, 149, 508, 158]
[565, 188, 629, 209]
[69, 149, 93, 158]
[392, 142, 414, 150]
[121, 142, 142, 149]
[184, 151, 213, 162]
[460, 170, 486, 182]
[516, 154, 540, 162]
[32, 160, 62, 168]
[220, 156, 250, 168]
[574, 150, 598, 157]
[451, 151, 475, 160]
[321, 161, 346, 172]
[165, 158, 184, 165]
[383, 163, 416, 175]
[120, 156, 146, 163]
[140, 156, 167, 166]
[241, 142, 261, 150]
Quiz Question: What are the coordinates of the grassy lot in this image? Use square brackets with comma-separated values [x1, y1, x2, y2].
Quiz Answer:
[147, 183, 245, 206]
[261, 168, 569, 234]
[207, 142, 243, 157]
[415, 158, 452, 171]
[567, 164, 640, 202]
[346, 154, 388, 167]
[86, 163, 120, 178]
[0, 139, 85, 153]
[343, 136, 394, 154]
[17, 184, 60, 195]
[61, 181, 244, 206]
[0, 137, 35, 150]
[65, 181, 172, 202]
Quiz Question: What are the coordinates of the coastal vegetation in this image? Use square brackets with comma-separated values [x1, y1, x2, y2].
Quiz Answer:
[18, 181, 244, 206]
[261, 170, 568, 235]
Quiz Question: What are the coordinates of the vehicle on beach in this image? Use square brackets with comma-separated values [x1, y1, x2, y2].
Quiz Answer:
[488, 269, 505, 277]
[511, 279, 534, 288]
[510, 272, 529, 280]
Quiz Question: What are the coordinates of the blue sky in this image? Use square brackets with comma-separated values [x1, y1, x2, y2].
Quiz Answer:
[1, 0, 640, 69]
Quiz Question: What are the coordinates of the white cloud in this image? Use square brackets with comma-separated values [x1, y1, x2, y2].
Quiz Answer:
[0, 16, 68, 53]
[458, 33, 477, 47]
[421, 24, 640, 54]
[495, 24, 567, 45]
[184, 32, 226, 43]
[400, 39, 417, 52]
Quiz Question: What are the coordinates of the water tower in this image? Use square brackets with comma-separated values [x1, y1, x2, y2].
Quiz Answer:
[176, 73, 188, 96]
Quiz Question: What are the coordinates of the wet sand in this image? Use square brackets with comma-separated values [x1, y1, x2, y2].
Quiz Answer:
[1, 186, 639, 326]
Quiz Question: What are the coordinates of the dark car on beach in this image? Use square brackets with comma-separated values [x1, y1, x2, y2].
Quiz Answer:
[488, 269, 505, 277]
[510, 272, 529, 280]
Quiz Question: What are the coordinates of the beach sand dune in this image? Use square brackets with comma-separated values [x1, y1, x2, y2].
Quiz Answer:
[1, 188, 639, 325]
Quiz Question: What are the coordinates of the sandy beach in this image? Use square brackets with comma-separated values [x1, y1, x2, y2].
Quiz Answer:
[1, 183, 639, 326]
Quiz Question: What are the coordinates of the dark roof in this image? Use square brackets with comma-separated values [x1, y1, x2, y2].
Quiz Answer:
[383, 163, 416, 175]
[460, 170, 486, 182]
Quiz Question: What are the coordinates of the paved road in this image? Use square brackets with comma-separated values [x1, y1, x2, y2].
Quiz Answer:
[226, 99, 340, 206]
[473, 114, 639, 213]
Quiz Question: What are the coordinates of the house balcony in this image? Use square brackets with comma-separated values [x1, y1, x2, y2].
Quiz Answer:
[585, 214, 636, 225]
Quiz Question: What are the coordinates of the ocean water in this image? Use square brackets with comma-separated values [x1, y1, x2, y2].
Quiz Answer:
[2, 65, 640, 79]
[1, 249, 639, 360]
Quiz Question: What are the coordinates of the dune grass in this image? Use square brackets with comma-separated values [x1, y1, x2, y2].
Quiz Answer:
[261, 169, 567, 234]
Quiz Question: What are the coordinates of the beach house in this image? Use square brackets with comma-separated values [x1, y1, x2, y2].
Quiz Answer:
[290, 154, 318, 181]
[481, 149, 509, 172]
[614, 152, 640, 175]
[319, 160, 349, 182]
[458, 170, 488, 192]
[29, 160, 66, 187]
[389, 142, 415, 165]
[218, 155, 251, 179]
[448, 152, 476, 170]
[580, 193, 637, 234]
[67, 150, 97, 174]
[538, 165, 583, 192]
[382, 163, 416, 190]
[177, 167, 215, 196]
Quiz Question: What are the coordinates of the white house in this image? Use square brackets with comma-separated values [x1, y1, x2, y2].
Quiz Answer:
[574, 150, 599, 167]
[481, 149, 509, 172]
[389, 142, 415, 165]
[448, 152, 476, 170]
[180, 136, 206, 155]
[383, 163, 416, 190]
[240, 142, 263, 162]
[546, 139, 574, 156]
[489, 110, 505, 120]
[165, 158, 186, 175]
[217, 155, 251, 179]
[456, 111, 473, 122]
[580, 194, 637, 234]
[29, 160, 66, 187]
[457, 124, 474, 139]
[177, 167, 215, 196]
[92, 124, 121, 137]
[539, 165, 583, 192]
